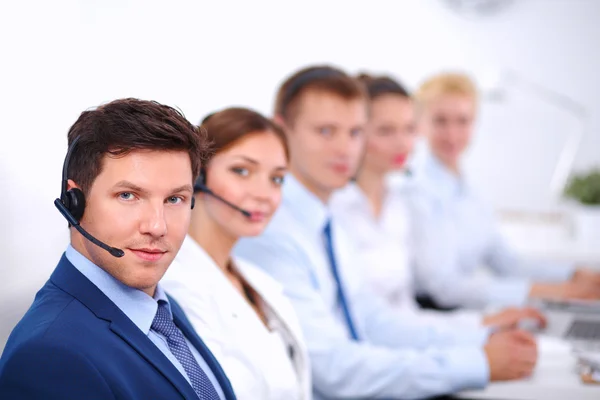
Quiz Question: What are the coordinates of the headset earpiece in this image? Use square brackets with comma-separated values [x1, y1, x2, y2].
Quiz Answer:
[193, 169, 207, 193]
[63, 188, 86, 222]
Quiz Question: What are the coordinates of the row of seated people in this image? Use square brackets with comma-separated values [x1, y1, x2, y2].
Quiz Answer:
[1, 65, 599, 400]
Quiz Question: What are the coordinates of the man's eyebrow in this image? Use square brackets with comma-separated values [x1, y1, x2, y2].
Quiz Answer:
[113, 180, 148, 195]
[170, 184, 193, 194]
[112, 181, 193, 195]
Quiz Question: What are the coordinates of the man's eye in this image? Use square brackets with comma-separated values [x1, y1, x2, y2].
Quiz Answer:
[318, 127, 333, 136]
[167, 196, 183, 205]
[119, 192, 135, 201]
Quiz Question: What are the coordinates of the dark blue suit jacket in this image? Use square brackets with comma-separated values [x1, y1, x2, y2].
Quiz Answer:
[0, 255, 237, 400]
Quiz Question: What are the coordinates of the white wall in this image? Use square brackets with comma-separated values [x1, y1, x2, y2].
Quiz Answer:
[1, 0, 599, 347]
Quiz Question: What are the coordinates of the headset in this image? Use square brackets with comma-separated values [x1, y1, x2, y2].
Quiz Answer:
[193, 170, 251, 218]
[280, 67, 345, 116]
[54, 136, 125, 257]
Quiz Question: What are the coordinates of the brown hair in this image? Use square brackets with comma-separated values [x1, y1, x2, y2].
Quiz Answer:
[67, 98, 208, 195]
[200, 107, 288, 162]
[415, 72, 478, 112]
[274, 65, 366, 124]
[357, 73, 411, 100]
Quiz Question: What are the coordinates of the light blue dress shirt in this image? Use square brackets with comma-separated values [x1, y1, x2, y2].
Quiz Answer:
[407, 151, 575, 309]
[65, 245, 226, 400]
[234, 174, 489, 400]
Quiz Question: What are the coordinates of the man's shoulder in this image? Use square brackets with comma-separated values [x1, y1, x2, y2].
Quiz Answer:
[2, 280, 106, 362]
[265, 202, 301, 233]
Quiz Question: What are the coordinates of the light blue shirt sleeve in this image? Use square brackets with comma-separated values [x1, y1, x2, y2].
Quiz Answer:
[235, 233, 489, 399]
[352, 279, 491, 349]
[485, 227, 575, 282]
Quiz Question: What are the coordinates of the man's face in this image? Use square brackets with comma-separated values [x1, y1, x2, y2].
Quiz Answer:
[284, 90, 367, 201]
[419, 94, 476, 169]
[73, 150, 194, 295]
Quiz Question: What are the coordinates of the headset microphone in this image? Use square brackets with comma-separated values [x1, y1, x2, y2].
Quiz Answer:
[193, 172, 252, 218]
[54, 200, 125, 258]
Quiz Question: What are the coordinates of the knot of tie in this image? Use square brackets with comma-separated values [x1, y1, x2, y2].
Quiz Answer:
[151, 300, 178, 339]
[323, 219, 332, 238]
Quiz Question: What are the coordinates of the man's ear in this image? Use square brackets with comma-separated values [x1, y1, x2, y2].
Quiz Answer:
[66, 179, 80, 191]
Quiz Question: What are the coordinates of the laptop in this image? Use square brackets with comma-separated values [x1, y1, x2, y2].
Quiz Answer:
[534, 299, 600, 344]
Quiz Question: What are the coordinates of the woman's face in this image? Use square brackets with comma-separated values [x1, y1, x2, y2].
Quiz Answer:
[200, 131, 288, 238]
[362, 94, 416, 174]
[419, 94, 476, 169]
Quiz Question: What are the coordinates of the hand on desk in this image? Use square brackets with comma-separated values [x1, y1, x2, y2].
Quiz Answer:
[482, 307, 547, 330]
[572, 268, 600, 288]
[485, 330, 538, 381]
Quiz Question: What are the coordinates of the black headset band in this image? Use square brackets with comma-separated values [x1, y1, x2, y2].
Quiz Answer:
[61, 136, 81, 199]
[280, 68, 345, 117]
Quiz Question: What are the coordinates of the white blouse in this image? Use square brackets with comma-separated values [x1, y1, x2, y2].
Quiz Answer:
[161, 236, 312, 400]
[331, 180, 482, 327]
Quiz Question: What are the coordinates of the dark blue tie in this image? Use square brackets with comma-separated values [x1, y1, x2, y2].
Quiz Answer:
[323, 220, 360, 340]
[152, 301, 220, 400]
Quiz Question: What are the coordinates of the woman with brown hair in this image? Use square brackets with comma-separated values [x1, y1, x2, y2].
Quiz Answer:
[161, 108, 311, 400]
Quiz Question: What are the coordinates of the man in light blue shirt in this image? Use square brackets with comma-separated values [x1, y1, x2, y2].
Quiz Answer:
[408, 72, 600, 309]
[235, 66, 538, 399]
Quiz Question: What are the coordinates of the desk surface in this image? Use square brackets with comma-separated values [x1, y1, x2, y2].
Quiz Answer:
[457, 336, 600, 400]
[499, 218, 600, 265]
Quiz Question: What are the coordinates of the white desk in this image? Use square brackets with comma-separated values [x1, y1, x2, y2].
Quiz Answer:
[455, 215, 600, 398]
[457, 336, 600, 400]
[498, 214, 600, 265]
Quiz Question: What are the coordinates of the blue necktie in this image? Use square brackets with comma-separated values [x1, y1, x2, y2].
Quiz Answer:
[323, 220, 360, 340]
[152, 301, 220, 400]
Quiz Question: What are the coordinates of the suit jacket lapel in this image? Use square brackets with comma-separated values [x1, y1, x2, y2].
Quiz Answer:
[50, 255, 199, 400]
[170, 296, 237, 400]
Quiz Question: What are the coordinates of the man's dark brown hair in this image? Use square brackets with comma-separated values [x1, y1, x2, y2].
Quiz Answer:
[66, 98, 208, 195]
[274, 65, 367, 125]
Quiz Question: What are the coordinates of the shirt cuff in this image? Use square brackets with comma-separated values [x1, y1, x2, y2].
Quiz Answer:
[542, 262, 576, 282]
[443, 346, 490, 392]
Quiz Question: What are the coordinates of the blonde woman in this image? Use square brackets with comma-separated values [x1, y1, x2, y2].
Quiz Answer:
[409, 72, 600, 309]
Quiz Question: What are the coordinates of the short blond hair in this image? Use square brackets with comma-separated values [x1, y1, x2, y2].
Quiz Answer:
[415, 72, 478, 112]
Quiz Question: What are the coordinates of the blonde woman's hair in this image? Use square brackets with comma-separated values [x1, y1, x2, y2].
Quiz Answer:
[415, 72, 478, 112]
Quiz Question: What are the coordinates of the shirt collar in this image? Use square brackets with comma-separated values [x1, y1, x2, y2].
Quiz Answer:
[334, 181, 366, 207]
[65, 244, 171, 334]
[419, 148, 469, 199]
[282, 173, 331, 234]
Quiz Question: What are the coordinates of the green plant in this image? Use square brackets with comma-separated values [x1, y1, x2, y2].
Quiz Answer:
[564, 169, 600, 206]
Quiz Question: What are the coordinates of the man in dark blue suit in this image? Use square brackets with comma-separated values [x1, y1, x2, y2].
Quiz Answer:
[0, 98, 237, 400]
